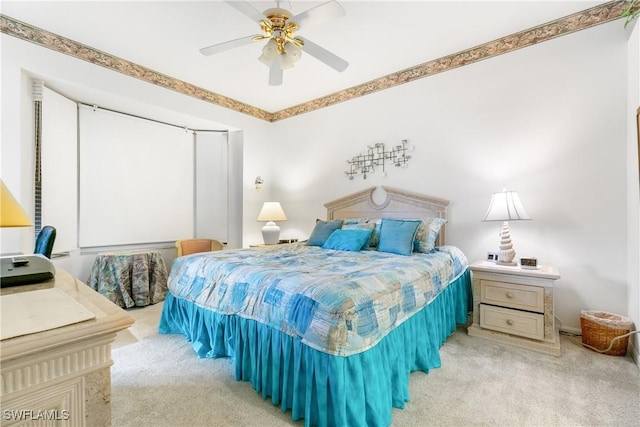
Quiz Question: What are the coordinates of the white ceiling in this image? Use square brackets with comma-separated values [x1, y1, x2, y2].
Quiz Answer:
[1, 0, 603, 112]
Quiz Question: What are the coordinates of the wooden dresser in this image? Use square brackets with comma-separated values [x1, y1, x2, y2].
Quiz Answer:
[1, 268, 134, 426]
[467, 261, 561, 356]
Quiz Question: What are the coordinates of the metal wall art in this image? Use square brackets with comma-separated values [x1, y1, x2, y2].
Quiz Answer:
[345, 139, 412, 180]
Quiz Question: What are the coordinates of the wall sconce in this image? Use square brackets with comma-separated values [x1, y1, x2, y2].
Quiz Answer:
[255, 176, 264, 191]
[345, 140, 412, 180]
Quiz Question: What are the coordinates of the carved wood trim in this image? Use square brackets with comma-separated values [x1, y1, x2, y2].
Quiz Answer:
[324, 186, 377, 215]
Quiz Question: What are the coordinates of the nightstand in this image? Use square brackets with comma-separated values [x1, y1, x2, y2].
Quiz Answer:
[249, 239, 299, 248]
[467, 261, 561, 356]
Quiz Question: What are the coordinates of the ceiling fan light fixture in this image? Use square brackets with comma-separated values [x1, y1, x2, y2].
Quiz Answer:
[258, 39, 279, 66]
[280, 43, 302, 70]
[204, 1, 350, 84]
[263, 7, 292, 24]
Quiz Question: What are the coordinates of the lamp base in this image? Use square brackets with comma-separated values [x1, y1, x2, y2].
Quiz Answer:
[261, 221, 281, 245]
[497, 221, 518, 266]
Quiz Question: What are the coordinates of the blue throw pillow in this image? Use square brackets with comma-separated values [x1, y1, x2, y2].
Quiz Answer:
[341, 221, 376, 249]
[322, 229, 372, 252]
[377, 219, 422, 256]
[307, 219, 343, 246]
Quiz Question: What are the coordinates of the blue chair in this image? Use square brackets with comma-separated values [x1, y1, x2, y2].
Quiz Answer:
[34, 226, 56, 258]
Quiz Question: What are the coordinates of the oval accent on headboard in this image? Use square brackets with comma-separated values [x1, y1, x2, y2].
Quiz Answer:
[370, 187, 391, 210]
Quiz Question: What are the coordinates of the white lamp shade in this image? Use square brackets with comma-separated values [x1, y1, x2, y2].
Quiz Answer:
[280, 43, 302, 70]
[258, 39, 278, 66]
[257, 202, 287, 222]
[483, 190, 531, 222]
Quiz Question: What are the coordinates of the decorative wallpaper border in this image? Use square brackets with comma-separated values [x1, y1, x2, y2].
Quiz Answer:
[0, 14, 273, 121]
[0, 1, 632, 123]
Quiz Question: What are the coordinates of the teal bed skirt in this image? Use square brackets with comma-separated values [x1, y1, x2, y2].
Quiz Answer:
[159, 269, 471, 427]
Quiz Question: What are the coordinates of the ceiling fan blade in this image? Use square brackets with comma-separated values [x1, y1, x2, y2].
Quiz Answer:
[298, 37, 348, 72]
[269, 57, 283, 86]
[292, 0, 345, 30]
[225, 0, 265, 23]
[200, 35, 257, 56]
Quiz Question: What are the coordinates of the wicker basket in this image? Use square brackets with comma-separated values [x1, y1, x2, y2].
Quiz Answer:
[580, 310, 632, 356]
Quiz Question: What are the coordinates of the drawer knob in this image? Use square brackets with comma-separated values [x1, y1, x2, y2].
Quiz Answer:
[506, 292, 514, 299]
[506, 319, 514, 326]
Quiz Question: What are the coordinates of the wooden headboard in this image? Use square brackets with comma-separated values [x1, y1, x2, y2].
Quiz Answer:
[324, 186, 450, 246]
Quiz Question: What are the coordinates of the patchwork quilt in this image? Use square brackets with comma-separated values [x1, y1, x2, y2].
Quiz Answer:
[167, 243, 468, 356]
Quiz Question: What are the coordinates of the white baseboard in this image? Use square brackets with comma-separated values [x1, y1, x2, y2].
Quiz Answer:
[629, 339, 640, 371]
[559, 325, 581, 335]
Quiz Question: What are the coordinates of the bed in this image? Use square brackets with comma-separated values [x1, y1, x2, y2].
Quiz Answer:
[159, 186, 471, 427]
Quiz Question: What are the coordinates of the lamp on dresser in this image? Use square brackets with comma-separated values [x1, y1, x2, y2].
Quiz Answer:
[0, 179, 33, 228]
[482, 188, 531, 266]
[257, 202, 287, 245]
[1, 179, 56, 287]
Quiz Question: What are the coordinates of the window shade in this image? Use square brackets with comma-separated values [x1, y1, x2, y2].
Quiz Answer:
[42, 87, 78, 253]
[78, 106, 194, 247]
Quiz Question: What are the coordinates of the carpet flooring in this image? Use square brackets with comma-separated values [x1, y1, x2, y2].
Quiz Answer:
[111, 302, 640, 427]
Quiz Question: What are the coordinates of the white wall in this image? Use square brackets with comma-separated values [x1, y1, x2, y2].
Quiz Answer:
[0, 56, 38, 255]
[625, 19, 640, 364]
[263, 20, 633, 333]
[1, 15, 637, 342]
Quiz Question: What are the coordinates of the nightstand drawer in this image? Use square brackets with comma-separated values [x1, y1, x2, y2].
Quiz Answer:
[480, 280, 544, 313]
[480, 304, 544, 340]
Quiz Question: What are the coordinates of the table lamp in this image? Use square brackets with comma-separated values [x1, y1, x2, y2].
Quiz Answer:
[257, 202, 287, 245]
[1, 179, 33, 228]
[482, 188, 531, 266]
[0, 180, 56, 287]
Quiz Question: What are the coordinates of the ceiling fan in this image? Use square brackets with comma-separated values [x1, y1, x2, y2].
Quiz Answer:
[200, 1, 349, 86]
